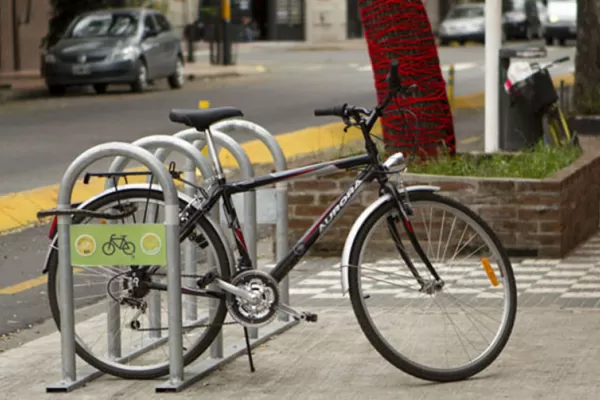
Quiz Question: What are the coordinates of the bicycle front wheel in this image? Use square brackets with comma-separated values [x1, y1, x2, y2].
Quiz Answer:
[46, 187, 231, 379]
[348, 190, 517, 382]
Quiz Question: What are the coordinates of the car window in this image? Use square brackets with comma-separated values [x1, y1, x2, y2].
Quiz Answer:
[67, 13, 139, 38]
[144, 15, 158, 34]
[446, 6, 484, 19]
[154, 14, 172, 33]
[547, 0, 577, 18]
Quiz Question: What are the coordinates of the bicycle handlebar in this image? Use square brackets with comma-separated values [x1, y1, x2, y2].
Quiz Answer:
[313, 59, 415, 119]
[553, 56, 570, 64]
[314, 104, 347, 117]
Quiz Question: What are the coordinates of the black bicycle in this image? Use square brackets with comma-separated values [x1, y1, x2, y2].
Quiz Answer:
[39, 60, 517, 383]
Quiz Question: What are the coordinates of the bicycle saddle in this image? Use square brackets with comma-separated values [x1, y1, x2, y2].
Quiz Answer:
[169, 107, 244, 131]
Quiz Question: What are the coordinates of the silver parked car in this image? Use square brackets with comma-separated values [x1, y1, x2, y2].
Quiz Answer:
[42, 8, 184, 96]
[543, 0, 577, 46]
[438, 3, 486, 46]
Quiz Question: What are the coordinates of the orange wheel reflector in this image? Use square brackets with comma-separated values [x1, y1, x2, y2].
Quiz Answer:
[481, 257, 499, 287]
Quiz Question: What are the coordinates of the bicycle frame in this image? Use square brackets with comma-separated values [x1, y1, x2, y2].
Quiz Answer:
[178, 150, 440, 290]
[180, 153, 380, 282]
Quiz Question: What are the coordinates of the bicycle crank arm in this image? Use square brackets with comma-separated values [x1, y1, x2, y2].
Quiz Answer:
[277, 303, 318, 322]
[214, 279, 260, 303]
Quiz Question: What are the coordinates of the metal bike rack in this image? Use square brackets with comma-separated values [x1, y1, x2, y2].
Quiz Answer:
[150, 127, 298, 393]
[105, 135, 219, 351]
[151, 137, 229, 361]
[211, 119, 290, 321]
[46, 142, 183, 392]
[172, 128, 258, 340]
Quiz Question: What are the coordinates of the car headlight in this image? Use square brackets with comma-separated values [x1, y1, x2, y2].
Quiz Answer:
[110, 46, 138, 61]
[44, 54, 57, 63]
[549, 15, 559, 23]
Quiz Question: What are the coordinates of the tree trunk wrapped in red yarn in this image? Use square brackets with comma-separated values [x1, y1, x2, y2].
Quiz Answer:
[359, 0, 456, 158]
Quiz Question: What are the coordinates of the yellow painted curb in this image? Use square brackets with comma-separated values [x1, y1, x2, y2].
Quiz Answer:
[0, 72, 576, 234]
[0, 167, 185, 234]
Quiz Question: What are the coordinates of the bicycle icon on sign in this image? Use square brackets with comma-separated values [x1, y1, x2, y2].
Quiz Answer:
[102, 234, 136, 257]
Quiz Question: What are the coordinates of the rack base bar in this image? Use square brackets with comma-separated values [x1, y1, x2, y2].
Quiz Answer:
[155, 319, 299, 393]
[46, 367, 103, 393]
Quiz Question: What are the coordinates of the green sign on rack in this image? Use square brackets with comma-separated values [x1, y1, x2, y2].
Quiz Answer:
[69, 224, 167, 266]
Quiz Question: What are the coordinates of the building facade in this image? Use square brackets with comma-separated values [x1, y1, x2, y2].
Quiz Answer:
[185, 0, 455, 43]
[0, 0, 456, 74]
[0, 0, 51, 74]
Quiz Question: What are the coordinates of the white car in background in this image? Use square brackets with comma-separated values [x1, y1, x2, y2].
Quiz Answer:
[543, 0, 577, 46]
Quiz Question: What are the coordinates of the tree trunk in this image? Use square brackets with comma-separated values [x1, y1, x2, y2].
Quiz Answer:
[573, 0, 600, 115]
[358, 0, 456, 159]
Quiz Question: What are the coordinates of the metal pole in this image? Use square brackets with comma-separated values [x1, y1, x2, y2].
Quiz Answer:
[484, 0, 502, 153]
[447, 64, 455, 109]
[183, 157, 198, 322]
[221, 0, 232, 65]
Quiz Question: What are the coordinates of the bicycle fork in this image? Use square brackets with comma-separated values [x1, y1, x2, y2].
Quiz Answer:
[385, 185, 444, 293]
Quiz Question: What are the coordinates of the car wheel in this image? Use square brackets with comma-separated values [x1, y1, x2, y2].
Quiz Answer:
[130, 60, 148, 93]
[93, 84, 108, 95]
[545, 36, 553, 46]
[168, 57, 185, 90]
[48, 85, 66, 97]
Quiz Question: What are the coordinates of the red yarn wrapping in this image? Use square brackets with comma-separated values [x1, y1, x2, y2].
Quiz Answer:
[358, 0, 456, 158]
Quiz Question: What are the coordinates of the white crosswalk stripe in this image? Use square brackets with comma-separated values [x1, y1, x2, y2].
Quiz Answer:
[288, 258, 600, 301]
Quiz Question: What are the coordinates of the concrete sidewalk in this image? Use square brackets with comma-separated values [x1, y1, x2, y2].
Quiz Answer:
[0, 61, 266, 103]
[0, 306, 599, 399]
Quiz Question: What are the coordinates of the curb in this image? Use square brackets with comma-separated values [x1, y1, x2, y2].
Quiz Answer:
[0, 71, 576, 235]
[186, 65, 268, 81]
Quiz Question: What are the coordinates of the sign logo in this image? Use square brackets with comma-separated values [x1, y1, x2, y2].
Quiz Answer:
[140, 232, 162, 256]
[74, 234, 96, 257]
[77, 54, 87, 63]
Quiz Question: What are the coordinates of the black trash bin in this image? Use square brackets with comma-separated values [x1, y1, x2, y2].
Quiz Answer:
[498, 45, 549, 151]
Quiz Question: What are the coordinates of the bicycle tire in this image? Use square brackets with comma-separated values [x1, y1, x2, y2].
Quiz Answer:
[347, 190, 517, 382]
[46, 187, 231, 379]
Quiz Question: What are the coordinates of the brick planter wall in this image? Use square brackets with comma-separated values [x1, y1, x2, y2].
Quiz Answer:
[283, 136, 600, 259]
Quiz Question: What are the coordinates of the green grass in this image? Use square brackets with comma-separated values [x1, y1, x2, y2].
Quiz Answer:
[406, 141, 582, 179]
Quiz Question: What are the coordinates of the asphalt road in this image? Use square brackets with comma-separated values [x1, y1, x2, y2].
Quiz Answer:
[0, 42, 575, 196]
[0, 41, 576, 339]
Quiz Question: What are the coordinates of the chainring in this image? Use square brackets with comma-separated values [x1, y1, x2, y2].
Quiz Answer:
[226, 270, 280, 328]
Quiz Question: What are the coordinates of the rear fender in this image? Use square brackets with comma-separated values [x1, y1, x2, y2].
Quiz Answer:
[338, 185, 440, 295]
[41, 184, 234, 273]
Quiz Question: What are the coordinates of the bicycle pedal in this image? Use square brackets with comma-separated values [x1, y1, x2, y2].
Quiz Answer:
[299, 312, 318, 323]
[196, 269, 219, 289]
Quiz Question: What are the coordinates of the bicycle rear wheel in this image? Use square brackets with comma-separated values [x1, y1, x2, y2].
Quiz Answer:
[46, 187, 231, 379]
[347, 191, 517, 382]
